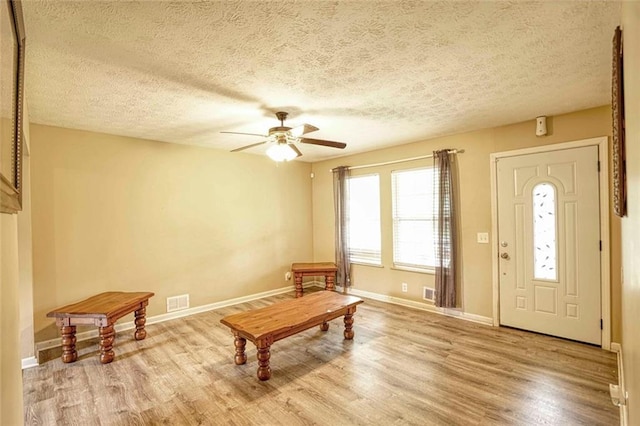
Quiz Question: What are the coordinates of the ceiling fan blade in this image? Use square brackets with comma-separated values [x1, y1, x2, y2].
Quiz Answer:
[299, 138, 347, 149]
[290, 144, 303, 157]
[221, 131, 268, 138]
[230, 141, 268, 152]
[289, 124, 319, 138]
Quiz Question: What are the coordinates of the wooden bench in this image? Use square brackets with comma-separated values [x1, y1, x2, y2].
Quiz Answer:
[220, 291, 363, 381]
[47, 291, 154, 364]
[291, 262, 338, 297]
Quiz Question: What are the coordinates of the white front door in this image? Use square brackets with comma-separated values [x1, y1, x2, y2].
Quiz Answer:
[497, 145, 601, 345]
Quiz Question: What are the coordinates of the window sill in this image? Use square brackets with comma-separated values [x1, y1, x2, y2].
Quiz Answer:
[390, 266, 435, 275]
[350, 262, 384, 268]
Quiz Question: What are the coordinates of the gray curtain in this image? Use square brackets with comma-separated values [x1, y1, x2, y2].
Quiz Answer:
[333, 166, 351, 289]
[433, 150, 458, 308]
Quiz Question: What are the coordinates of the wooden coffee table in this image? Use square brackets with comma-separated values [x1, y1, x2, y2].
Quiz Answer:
[291, 262, 338, 297]
[220, 291, 364, 381]
[47, 291, 154, 364]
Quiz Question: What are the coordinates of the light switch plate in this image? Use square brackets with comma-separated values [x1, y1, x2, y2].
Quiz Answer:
[477, 232, 489, 244]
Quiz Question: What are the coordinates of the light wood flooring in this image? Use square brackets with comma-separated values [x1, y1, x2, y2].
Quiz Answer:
[23, 289, 619, 425]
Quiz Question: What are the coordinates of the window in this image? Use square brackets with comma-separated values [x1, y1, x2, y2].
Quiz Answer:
[392, 167, 436, 269]
[533, 182, 558, 281]
[348, 174, 381, 265]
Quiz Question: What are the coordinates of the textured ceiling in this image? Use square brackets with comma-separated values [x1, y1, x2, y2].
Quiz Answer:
[23, 1, 621, 162]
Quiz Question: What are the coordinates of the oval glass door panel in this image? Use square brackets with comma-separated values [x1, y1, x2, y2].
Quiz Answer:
[533, 182, 557, 281]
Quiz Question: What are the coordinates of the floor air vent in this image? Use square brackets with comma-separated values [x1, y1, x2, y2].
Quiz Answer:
[166, 294, 189, 313]
[423, 287, 435, 302]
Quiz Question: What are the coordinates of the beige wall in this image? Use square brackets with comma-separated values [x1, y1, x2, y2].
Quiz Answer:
[312, 105, 621, 340]
[30, 125, 313, 342]
[19, 152, 34, 360]
[621, 2, 639, 422]
[1, 214, 24, 426]
[0, 102, 29, 424]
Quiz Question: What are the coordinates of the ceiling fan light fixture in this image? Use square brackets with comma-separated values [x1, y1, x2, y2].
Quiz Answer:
[225, 111, 346, 158]
[266, 143, 298, 162]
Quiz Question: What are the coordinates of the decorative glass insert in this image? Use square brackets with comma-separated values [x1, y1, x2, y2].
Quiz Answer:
[533, 183, 557, 280]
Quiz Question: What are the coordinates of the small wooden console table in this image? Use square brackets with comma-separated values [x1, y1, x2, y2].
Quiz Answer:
[291, 262, 337, 298]
[220, 291, 363, 381]
[47, 291, 154, 364]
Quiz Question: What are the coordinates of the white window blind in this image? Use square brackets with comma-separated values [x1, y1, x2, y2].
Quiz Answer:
[392, 167, 436, 269]
[348, 174, 381, 265]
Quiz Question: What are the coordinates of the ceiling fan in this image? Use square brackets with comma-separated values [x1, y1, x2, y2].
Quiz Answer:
[222, 111, 347, 161]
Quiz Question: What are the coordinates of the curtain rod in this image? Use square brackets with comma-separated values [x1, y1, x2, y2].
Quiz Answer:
[329, 149, 464, 172]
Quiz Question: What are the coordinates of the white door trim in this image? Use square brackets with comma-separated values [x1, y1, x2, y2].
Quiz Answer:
[490, 137, 611, 350]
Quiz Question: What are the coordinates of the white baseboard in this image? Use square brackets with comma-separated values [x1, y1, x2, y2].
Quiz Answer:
[610, 342, 628, 426]
[331, 283, 493, 326]
[21, 356, 38, 370]
[35, 283, 311, 359]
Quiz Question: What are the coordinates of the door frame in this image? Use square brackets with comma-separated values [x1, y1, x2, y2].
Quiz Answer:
[490, 137, 611, 350]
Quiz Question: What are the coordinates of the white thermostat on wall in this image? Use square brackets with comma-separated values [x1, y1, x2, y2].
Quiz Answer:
[536, 116, 547, 137]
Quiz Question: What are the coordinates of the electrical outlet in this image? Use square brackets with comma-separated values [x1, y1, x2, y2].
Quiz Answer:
[402, 282, 408, 292]
[285, 271, 292, 281]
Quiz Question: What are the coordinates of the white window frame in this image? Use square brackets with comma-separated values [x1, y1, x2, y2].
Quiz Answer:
[347, 173, 382, 266]
[391, 166, 436, 271]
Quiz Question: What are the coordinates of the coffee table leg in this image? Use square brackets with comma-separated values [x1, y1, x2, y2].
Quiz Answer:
[320, 321, 329, 331]
[294, 272, 303, 298]
[344, 308, 356, 340]
[61, 325, 78, 363]
[234, 334, 247, 365]
[325, 273, 336, 292]
[257, 344, 271, 381]
[134, 306, 148, 340]
[99, 323, 116, 364]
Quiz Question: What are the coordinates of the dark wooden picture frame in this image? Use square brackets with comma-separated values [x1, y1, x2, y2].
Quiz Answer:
[612, 26, 626, 217]
[0, 0, 25, 214]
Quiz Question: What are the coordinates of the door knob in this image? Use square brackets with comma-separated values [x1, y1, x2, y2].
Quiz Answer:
[500, 253, 510, 260]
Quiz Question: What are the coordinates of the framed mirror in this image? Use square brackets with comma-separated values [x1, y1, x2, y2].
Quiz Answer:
[612, 26, 626, 218]
[0, 0, 25, 214]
